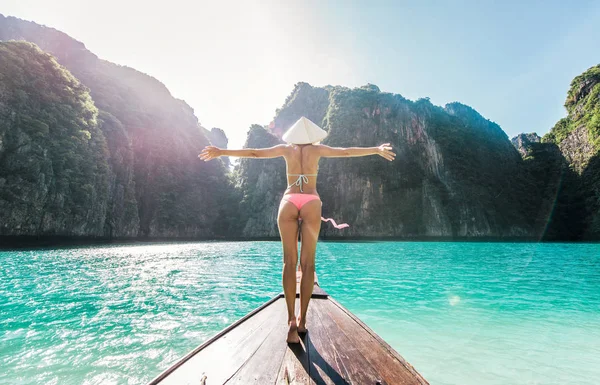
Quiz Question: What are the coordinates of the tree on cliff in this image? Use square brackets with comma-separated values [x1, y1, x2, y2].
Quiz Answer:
[0, 41, 110, 235]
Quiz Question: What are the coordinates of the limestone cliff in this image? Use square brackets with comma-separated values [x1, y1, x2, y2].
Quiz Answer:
[2, 12, 598, 240]
[511, 133, 541, 158]
[0, 42, 110, 236]
[0, 14, 235, 238]
[98, 111, 139, 237]
[206, 127, 230, 167]
[510, 137, 583, 240]
[540, 64, 600, 239]
[234, 125, 285, 237]
[238, 83, 543, 238]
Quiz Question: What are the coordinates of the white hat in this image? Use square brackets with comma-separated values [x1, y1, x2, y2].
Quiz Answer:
[282, 116, 327, 144]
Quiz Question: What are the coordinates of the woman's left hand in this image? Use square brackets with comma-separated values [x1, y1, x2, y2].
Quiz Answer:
[377, 143, 396, 161]
[199, 146, 222, 161]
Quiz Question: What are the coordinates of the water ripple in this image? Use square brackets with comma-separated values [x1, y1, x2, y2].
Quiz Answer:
[0, 241, 599, 385]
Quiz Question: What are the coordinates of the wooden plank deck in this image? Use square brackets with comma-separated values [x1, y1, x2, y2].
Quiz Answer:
[148, 272, 428, 385]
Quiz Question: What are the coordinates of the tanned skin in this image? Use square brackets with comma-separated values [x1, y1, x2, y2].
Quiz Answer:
[200, 142, 395, 343]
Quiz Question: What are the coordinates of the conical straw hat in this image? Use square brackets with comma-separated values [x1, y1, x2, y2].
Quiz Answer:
[282, 116, 327, 144]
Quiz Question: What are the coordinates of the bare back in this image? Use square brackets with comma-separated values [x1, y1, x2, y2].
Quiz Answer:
[283, 144, 321, 195]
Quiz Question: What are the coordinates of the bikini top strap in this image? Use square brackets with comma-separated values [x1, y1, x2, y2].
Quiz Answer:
[286, 173, 317, 192]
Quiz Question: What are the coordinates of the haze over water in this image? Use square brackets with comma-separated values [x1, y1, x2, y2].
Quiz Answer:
[1, 241, 599, 385]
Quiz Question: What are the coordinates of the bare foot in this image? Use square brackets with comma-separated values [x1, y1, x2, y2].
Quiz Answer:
[287, 319, 300, 343]
[297, 316, 307, 334]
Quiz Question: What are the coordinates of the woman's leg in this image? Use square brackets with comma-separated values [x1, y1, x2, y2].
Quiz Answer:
[297, 199, 322, 332]
[277, 199, 300, 343]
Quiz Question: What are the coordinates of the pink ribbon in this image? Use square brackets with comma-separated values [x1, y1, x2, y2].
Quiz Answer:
[321, 217, 350, 229]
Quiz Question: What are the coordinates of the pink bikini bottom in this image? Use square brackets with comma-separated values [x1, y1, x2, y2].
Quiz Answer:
[281, 194, 349, 229]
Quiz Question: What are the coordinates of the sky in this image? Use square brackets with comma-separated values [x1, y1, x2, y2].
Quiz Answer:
[2, 0, 600, 149]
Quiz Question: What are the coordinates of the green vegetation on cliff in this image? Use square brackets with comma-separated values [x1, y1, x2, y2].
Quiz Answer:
[513, 139, 585, 240]
[544, 64, 600, 151]
[0, 41, 110, 235]
[514, 63, 600, 240]
[243, 82, 541, 238]
[0, 14, 237, 238]
[550, 64, 600, 239]
[233, 125, 285, 237]
[1, 13, 598, 241]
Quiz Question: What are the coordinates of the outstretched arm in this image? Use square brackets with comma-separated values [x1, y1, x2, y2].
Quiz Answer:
[317, 143, 395, 161]
[199, 144, 287, 161]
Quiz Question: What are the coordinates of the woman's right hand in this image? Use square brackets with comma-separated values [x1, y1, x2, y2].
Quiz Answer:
[199, 146, 222, 161]
[377, 143, 396, 161]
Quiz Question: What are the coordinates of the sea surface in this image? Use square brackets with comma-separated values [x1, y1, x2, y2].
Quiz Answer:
[1, 241, 599, 385]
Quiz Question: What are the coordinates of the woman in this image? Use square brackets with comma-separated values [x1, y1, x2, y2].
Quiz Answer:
[199, 117, 395, 343]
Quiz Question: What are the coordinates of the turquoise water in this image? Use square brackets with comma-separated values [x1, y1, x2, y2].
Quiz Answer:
[1, 242, 599, 385]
